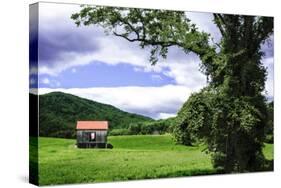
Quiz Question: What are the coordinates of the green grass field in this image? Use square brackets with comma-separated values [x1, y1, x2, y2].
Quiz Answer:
[33, 135, 273, 185]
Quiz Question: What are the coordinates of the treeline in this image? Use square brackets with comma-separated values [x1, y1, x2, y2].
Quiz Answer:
[109, 117, 176, 136]
[35, 92, 152, 139]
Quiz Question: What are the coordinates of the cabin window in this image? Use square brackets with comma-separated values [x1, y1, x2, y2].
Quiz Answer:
[90, 132, 96, 142]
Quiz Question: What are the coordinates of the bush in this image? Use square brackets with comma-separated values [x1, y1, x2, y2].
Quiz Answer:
[108, 129, 131, 136]
[265, 134, 273, 144]
[106, 143, 113, 149]
[128, 119, 174, 135]
[108, 118, 175, 136]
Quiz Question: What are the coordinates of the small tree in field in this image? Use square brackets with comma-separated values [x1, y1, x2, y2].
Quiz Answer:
[71, 6, 273, 172]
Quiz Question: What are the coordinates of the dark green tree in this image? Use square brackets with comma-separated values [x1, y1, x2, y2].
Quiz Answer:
[71, 6, 273, 172]
[265, 101, 274, 143]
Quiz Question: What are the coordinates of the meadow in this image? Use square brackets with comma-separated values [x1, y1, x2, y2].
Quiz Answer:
[35, 135, 273, 185]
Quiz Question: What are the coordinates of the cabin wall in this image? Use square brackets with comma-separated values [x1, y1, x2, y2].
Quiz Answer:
[77, 130, 107, 144]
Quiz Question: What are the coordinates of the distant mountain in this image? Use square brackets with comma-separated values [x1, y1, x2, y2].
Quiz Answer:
[30, 92, 153, 138]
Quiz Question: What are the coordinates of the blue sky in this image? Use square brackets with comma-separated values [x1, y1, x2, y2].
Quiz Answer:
[38, 61, 174, 88]
[30, 2, 274, 119]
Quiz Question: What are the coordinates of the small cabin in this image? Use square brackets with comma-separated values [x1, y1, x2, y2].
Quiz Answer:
[76, 121, 109, 148]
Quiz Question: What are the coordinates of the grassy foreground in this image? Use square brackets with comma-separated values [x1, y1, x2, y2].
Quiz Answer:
[34, 135, 273, 185]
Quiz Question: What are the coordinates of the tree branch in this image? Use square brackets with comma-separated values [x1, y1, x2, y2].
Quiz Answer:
[113, 31, 184, 48]
[213, 14, 226, 37]
[113, 31, 140, 42]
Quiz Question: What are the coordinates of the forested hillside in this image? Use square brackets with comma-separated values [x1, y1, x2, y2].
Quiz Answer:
[31, 92, 153, 138]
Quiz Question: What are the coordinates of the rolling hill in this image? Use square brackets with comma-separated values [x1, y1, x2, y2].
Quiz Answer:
[30, 92, 153, 138]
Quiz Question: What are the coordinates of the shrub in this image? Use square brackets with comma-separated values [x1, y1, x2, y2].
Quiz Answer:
[109, 129, 130, 136]
[265, 134, 273, 144]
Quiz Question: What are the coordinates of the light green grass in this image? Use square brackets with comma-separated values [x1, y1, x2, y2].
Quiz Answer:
[33, 135, 273, 185]
[263, 143, 273, 160]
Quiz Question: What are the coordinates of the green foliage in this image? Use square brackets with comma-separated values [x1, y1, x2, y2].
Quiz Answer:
[108, 129, 130, 136]
[265, 134, 273, 144]
[174, 86, 269, 172]
[128, 117, 175, 135]
[173, 87, 215, 146]
[265, 101, 274, 143]
[37, 92, 152, 138]
[71, 7, 273, 173]
[108, 118, 175, 136]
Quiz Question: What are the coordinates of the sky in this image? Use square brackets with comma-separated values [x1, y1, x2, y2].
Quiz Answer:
[30, 2, 274, 119]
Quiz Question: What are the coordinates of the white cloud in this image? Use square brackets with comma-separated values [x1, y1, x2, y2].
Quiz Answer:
[185, 12, 221, 44]
[29, 88, 38, 95]
[37, 3, 208, 92]
[160, 58, 207, 90]
[38, 85, 197, 119]
[71, 68, 77, 73]
[29, 66, 38, 75]
[262, 56, 274, 67]
[157, 113, 177, 119]
[39, 77, 61, 88]
[30, 78, 36, 85]
[41, 78, 50, 85]
[39, 2, 82, 28]
[37, 3, 273, 100]
[151, 74, 162, 81]
[262, 56, 274, 99]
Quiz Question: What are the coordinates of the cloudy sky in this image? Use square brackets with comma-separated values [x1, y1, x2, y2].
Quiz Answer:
[30, 2, 274, 120]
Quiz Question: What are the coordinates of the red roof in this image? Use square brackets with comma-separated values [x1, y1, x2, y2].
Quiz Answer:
[76, 121, 108, 130]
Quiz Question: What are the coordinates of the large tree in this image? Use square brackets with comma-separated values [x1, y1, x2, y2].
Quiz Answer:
[71, 6, 273, 172]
